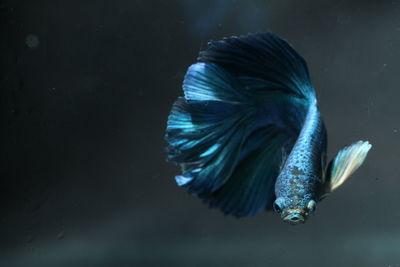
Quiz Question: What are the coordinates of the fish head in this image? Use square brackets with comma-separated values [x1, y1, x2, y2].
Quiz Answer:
[273, 197, 317, 225]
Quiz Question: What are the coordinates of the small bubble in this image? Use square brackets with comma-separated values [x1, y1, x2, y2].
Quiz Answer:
[25, 34, 40, 49]
[394, 129, 398, 133]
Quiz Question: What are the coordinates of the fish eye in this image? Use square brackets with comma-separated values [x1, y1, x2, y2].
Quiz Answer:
[273, 198, 285, 213]
[307, 200, 317, 213]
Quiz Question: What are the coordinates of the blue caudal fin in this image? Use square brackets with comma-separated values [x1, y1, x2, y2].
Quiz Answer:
[165, 32, 315, 217]
[198, 32, 315, 100]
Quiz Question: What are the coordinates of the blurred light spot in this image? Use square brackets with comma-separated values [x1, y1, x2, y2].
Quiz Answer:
[180, 0, 234, 36]
[337, 14, 352, 25]
[57, 230, 65, 240]
[25, 34, 40, 49]
[179, 0, 267, 38]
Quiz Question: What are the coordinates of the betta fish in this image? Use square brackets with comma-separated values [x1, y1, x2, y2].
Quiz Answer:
[165, 32, 371, 225]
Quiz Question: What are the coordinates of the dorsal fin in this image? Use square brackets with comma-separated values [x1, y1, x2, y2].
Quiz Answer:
[165, 32, 316, 217]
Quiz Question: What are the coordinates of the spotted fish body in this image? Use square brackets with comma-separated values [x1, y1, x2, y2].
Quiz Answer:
[275, 101, 327, 223]
[165, 32, 371, 224]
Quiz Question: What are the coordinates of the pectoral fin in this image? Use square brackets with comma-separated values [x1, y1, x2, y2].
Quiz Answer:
[323, 141, 372, 196]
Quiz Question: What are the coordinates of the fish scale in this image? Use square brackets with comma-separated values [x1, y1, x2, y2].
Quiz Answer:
[275, 103, 325, 211]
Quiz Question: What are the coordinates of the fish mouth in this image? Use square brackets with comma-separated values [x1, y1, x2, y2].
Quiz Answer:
[283, 209, 306, 225]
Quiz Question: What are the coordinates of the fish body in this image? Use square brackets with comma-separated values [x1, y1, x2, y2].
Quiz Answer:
[165, 32, 371, 224]
[275, 101, 326, 224]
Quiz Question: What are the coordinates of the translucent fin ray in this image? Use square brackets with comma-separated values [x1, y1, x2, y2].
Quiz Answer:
[326, 141, 372, 192]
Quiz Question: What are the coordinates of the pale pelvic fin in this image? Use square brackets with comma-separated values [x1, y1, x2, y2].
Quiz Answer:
[328, 140, 372, 192]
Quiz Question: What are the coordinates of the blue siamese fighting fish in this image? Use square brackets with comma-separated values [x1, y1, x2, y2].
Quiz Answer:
[165, 32, 372, 225]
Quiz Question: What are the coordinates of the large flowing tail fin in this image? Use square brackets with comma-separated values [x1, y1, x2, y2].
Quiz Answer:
[165, 32, 316, 217]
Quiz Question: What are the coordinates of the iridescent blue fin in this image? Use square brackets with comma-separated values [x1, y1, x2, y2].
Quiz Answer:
[198, 32, 315, 100]
[165, 32, 315, 217]
[322, 141, 372, 197]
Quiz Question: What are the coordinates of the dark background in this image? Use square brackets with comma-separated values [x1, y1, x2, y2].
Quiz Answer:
[1, 0, 399, 266]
